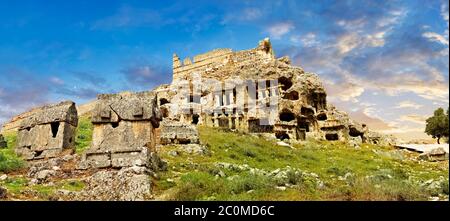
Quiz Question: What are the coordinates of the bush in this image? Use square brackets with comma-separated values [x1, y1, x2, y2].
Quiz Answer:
[0, 152, 24, 173]
[230, 173, 272, 194]
[174, 172, 225, 200]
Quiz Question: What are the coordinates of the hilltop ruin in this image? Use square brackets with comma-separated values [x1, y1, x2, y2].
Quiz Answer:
[155, 38, 394, 146]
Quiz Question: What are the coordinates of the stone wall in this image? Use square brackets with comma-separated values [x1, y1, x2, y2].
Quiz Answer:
[172, 38, 275, 82]
[15, 101, 78, 160]
[79, 91, 162, 169]
[158, 38, 395, 145]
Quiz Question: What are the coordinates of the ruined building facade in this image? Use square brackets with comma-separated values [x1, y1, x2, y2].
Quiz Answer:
[79, 91, 162, 169]
[155, 38, 384, 144]
[15, 101, 78, 160]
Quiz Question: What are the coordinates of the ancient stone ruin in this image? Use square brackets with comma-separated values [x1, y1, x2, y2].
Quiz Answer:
[15, 101, 78, 160]
[0, 37, 401, 201]
[79, 91, 162, 169]
[155, 38, 391, 146]
[74, 91, 164, 200]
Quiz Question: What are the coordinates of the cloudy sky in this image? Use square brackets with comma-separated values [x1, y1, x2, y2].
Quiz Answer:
[0, 0, 448, 141]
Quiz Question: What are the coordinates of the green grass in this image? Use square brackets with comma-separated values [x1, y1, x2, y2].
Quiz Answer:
[0, 132, 24, 173]
[0, 176, 85, 200]
[75, 116, 93, 154]
[61, 179, 85, 191]
[155, 126, 449, 201]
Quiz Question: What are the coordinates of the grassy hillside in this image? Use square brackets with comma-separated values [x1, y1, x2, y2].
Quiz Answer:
[154, 126, 449, 201]
[75, 116, 93, 154]
[1, 121, 448, 201]
[0, 132, 24, 173]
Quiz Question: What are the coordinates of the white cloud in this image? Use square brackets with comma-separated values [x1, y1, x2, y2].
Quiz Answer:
[335, 32, 386, 54]
[395, 101, 423, 109]
[442, 1, 449, 23]
[290, 33, 318, 47]
[221, 8, 262, 24]
[49, 77, 65, 85]
[376, 8, 407, 28]
[242, 8, 262, 21]
[399, 114, 427, 125]
[336, 33, 361, 54]
[325, 80, 365, 102]
[422, 32, 449, 46]
[267, 22, 294, 39]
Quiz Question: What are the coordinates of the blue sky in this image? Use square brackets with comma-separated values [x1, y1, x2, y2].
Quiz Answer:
[0, 0, 448, 140]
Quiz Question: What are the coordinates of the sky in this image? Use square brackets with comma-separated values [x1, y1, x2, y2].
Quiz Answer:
[0, 0, 448, 141]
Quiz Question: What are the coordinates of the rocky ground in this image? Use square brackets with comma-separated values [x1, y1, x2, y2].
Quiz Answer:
[1, 121, 448, 201]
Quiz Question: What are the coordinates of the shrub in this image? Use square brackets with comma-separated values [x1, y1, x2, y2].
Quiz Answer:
[0, 152, 24, 173]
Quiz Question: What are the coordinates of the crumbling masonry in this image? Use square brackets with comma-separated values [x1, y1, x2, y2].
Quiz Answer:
[155, 38, 394, 145]
[15, 101, 78, 160]
[79, 91, 162, 169]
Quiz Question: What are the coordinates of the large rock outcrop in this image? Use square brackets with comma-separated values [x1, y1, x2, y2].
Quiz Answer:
[15, 101, 78, 160]
[155, 38, 396, 145]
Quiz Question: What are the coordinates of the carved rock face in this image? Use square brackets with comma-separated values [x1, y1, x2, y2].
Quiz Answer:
[15, 101, 78, 160]
[157, 38, 397, 145]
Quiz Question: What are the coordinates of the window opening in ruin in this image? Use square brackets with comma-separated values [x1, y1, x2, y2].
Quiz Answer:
[283, 91, 299, 100]
[219, 118, 229, 128]
[160, 98, 170, 105]
[220, 91, 224, 106]
[111, 121, 120, 128]
[349, 127, 363, 137]
[35, 150, 43, 157]
[317, 112, 327, 121]
[325, 133, 339, 141]
[298, 121, 310, 132]
[192, 114, 199, 125]
[301, 107, 315, 116]
[275, 132, 290, 140]
[280, 110, 295, 122]
[231, 118, 236, 129]
[248, 119, 274, 133]
[26, 127, 31, 131]
[233, 88, 237, 103]
[160, 97, 170, 105]
[51, 122, 60, 138]
[178, 139, 191, 145]
[296, 128, 306, 141]
[278, 76, 293, 91]
[161, 107, 169, 118]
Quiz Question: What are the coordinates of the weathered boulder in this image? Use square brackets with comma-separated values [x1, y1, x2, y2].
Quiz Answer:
[15, 101, 78, 160]
[0, 134, 6, 149]
[159, 120, 199, 145]
[418, 147, 449, 161]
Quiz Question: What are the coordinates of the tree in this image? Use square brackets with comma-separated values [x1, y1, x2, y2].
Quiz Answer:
[425, 107, 449, 144]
